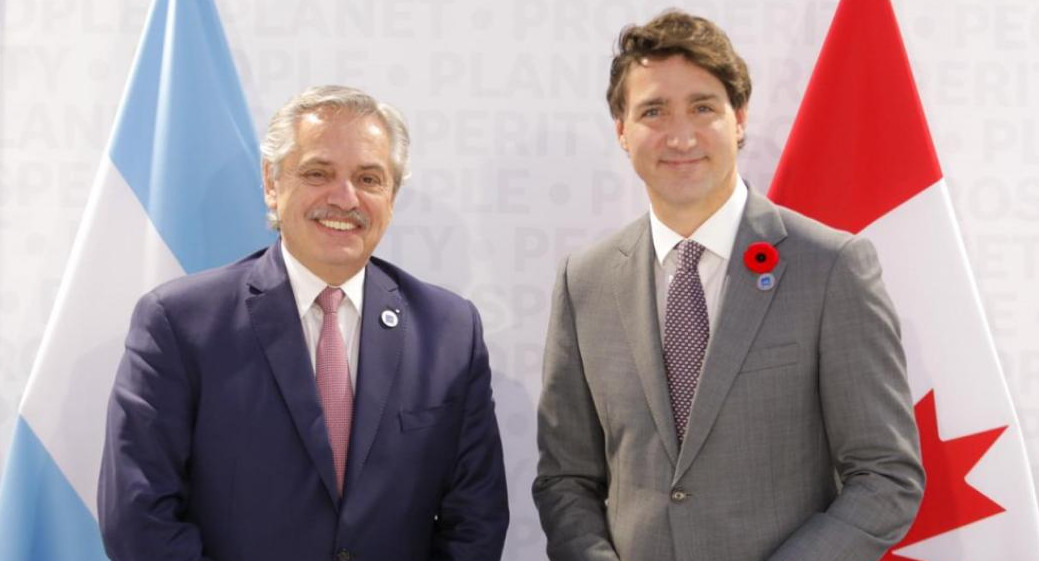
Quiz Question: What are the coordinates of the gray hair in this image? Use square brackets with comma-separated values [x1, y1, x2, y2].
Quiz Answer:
[261, 85, 411, 191]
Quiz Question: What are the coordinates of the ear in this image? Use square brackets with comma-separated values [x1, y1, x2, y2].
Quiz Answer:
[735, 106, 748, 142]
[615, 118, 628, 152]
[262, 160, 277, 211]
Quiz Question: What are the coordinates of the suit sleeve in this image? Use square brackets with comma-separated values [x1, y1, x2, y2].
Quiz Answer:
[769, 236, 925, 561]
[430, 300, 510, 561]
[98, 291, 213, 561]
[532, 257, 621, 561]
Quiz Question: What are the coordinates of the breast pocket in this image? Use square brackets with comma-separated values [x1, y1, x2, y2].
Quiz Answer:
[399, 401, 458, 432]
[739, 343, 799, 374]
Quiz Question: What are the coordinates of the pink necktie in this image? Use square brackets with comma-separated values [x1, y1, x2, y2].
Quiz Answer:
[664, 240, 710, 445]
[315, 286, 354, 496]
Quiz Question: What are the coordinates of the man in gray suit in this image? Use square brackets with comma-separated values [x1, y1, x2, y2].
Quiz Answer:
[533, 10, 924, 561]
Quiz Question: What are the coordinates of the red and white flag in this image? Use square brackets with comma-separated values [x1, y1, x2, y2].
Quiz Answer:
[769, 0, 1039, 559]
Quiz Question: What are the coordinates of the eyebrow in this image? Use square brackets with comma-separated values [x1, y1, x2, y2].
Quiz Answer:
[297, 157, 333, 168]
[632, 97, 667, 112]
[296, 159, 387, 175]
[632, 92, 722, 112]
[357, 164, 388, 175]
[687, 93, 721, 103]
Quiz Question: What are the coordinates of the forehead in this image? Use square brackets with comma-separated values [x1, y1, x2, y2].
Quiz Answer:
[624, 55, 727, 103]
[293, 108, 391, 162]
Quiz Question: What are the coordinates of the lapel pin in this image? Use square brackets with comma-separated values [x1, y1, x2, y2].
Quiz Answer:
[756, 273, 776, 291]
[380, 309, 400, 328]
[743, 241, 779, 292]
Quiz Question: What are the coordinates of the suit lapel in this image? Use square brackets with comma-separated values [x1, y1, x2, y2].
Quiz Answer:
[613, 217, 680, 465]
[343, 261, 405, 498]
[673, 190, 788, 483]
[245, 243, 339, 506]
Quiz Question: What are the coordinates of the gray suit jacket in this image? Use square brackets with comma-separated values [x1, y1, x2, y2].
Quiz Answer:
[533, 189, 924, 561]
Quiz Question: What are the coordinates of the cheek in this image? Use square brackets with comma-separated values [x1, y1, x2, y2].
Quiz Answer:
[375, 207, 393, 228]
[287, 189, 324, 214]
[364, 194, 394, 220]
[634, 131, 665, 152]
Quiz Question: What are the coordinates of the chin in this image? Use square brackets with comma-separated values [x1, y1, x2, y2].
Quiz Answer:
[325, 249, 366, 266]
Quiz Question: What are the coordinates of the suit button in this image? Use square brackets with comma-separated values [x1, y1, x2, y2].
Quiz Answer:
[335, 550, 352, 561]
[671, 489, 687, 502]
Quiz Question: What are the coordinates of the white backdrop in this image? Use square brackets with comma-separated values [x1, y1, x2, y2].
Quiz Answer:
[0, 1, 1037, 559]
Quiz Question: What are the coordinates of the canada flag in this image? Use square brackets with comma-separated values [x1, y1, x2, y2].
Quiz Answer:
[769, 0, 1039, 559]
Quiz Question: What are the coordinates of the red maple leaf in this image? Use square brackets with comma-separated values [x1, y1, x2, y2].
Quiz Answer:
[882, 391, 1007, 561]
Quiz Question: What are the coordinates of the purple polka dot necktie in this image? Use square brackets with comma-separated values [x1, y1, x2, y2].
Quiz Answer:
[664, 240, 709, 445]
[315, 286, 354, 496]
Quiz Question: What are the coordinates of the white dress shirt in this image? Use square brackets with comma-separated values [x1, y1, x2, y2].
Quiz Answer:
[651, 177, 749, 337]
[281, 243, 363, 387]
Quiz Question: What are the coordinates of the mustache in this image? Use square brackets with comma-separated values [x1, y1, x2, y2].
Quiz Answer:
[306, 207, 370, 229]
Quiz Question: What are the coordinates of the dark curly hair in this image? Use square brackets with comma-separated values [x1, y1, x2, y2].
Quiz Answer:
[607, 10, 751, 122]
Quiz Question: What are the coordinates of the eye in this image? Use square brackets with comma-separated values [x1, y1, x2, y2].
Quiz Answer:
[694, 104, 714, 114]
[300, 169, 329, 184]
[640, 107, 662, 118]
[358, 174, 385, 190]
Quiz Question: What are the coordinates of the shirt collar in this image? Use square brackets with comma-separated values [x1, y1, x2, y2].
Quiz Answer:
[280, 241, 365, 319]
[650, 175, 750, 266]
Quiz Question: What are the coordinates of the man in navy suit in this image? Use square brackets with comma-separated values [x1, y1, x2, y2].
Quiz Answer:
[98, 85, 509, 561]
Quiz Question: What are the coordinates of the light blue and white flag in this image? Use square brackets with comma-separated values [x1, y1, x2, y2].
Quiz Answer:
[0, 0, 272, 558]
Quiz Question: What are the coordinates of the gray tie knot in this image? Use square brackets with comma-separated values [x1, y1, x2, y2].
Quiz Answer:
[316, 286, 344, 314]
[676, 240, 706, 272]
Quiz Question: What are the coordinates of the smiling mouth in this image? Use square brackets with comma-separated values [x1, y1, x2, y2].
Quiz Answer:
[317, 219, 360, 231]
[661, 156, 706, 166]
[307, 207, 370, 232]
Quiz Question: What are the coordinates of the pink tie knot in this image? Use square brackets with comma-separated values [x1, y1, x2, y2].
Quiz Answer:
[316, 286, 344, 315]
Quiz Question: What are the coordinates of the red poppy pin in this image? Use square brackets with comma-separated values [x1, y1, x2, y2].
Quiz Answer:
[743, 242, 779, 274]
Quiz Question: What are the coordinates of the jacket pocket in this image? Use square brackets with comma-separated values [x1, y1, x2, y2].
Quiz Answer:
[739, 343, 799, 374]
[399, 401, 457, 432]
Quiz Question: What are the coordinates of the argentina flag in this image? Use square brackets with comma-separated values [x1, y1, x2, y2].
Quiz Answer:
[0, 0, 273, 558]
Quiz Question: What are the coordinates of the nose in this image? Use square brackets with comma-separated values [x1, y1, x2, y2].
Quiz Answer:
[327, 178, 361, 209]
[665, 118, 698, 151]
[666, 134, 696, 150]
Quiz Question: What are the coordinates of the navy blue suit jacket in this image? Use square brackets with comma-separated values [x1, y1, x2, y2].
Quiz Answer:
[98, 243, 509, 561]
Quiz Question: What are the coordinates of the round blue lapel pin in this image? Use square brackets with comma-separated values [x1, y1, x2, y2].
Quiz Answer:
[380, 308, 400, 328]
[756, 273, 776, 291]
